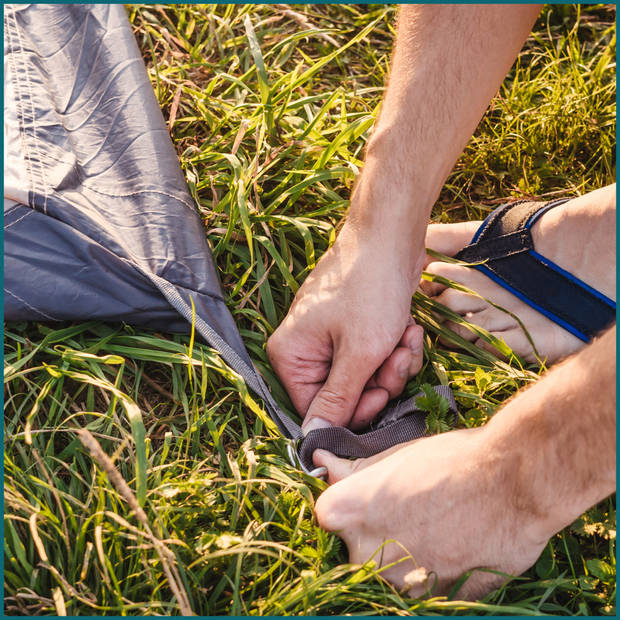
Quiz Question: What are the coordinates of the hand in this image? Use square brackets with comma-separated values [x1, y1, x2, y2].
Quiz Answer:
[267, 223, 425, 432]
[313, 427, 550, 600]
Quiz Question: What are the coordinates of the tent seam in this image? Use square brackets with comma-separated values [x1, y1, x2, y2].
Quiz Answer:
[4, 288, 59, 321]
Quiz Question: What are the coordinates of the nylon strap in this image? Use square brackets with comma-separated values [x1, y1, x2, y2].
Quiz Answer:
[298, 385, 457, 471]
[455, 199, 616, 342]
[149, 270, 462, 473]
[145, 267, 463, 476]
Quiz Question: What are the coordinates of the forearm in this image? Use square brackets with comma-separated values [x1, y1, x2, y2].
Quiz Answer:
[346, 4, 542, 282]
[486, 326, 616, 540]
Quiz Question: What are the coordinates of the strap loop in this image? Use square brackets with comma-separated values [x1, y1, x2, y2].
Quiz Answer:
[296, 385, 458, 473]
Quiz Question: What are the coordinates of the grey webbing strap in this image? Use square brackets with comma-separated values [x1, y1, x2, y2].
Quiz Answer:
[147, 273, 303, 440]
[297, 385, 457, 471]
[149, 272, 458, 473]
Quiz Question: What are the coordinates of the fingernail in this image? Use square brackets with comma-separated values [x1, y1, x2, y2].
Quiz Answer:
[312, 449, 330, 460]
[302, 416, 333, 436]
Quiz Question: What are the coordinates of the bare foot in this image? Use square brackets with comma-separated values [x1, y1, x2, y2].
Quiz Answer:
[422, 185, 616, 363]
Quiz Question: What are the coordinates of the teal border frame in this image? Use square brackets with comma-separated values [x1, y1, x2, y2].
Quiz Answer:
[1, 3, 616, 618]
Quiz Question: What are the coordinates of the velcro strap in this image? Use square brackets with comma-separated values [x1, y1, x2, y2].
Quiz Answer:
[456, 229, 533, 263]
[298, 385, 457, 470]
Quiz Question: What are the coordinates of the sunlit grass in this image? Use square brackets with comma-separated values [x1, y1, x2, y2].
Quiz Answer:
[4, 4, 616, 615]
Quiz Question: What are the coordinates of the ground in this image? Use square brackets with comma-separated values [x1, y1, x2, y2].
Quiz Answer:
[3, 4, 616, 615]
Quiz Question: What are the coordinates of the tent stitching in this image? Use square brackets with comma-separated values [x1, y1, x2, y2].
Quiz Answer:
[4, 208, 34, 229]
[82, 183, 198, 212]
[6, 8, 49, 214]
[4, 288, 59, 321]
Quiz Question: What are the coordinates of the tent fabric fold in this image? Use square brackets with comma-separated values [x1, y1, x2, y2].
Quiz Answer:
[3, 2, 301, 441]
[4, 3, 249, 358]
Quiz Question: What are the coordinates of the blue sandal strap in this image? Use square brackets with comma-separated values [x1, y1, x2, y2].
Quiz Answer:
[454, 199, 616, 343]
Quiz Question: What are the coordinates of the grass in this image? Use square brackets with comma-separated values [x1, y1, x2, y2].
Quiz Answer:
[3, 3, 616, 615]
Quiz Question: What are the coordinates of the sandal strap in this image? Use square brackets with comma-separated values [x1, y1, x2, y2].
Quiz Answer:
[455, 199, 616, 342]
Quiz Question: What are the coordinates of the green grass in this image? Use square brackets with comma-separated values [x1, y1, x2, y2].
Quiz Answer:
[4, 3, 616, 615]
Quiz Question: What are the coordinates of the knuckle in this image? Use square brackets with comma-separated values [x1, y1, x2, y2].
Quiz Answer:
[314, 490, 344, 532]
[365, 341, 390, 363]
[315, 387, 352, 414]
[266, 330, 284, 362]
[348, 340, 388, 368]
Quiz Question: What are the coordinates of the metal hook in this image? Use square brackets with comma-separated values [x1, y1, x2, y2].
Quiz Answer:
[286, 439, 327, 480]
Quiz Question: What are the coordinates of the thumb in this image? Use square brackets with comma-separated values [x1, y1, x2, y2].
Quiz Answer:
[313, 441, 416, 485]
[302, 353, 368, 432]
[312, 449, 361, 484]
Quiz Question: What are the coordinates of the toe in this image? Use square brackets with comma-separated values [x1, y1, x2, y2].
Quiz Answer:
[433, 287, 488, 316]
[422, 261, 480, 297]
[424, 221, 481, 260]
[421, 261, 457, 296]
[469, 306, 517, 333]
[473, 328, 531, 361]
[440, 319, 479, 344]
[441, 307, 517, 349]
[420, 276, 447, 298]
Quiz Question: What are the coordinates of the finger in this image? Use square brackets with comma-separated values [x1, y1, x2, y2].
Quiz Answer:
[284, 381, 323, 419]
[448, 568, 508, 601]
[266, 330, 329, 416]
[374, 325, 424, 394]
[312, 449, 363, 484]
[359, 325, 424, 415]
[302, 352, 372, 433]
[373, 347, 411, 400]
[400, 322, 422, 348]
[400, 323, 424, 376]
[365, 374, 379, 389]
[313, 441, 420, 484]
[349, 387, 390, 430]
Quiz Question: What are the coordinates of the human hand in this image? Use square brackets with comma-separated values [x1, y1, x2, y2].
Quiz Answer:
[313, 426, 550, 600]
[267, 224, 426, 432]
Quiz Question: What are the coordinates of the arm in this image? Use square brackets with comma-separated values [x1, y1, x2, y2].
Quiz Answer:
[351, 3, 542, 268]
[268, 5, 542, 432]
[314, 325, 616, 598]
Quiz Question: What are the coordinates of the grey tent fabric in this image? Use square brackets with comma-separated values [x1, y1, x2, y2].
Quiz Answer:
[3, 2, 298, 440]
[4, 4, 245, 352]
[4, 4, 457, 472]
